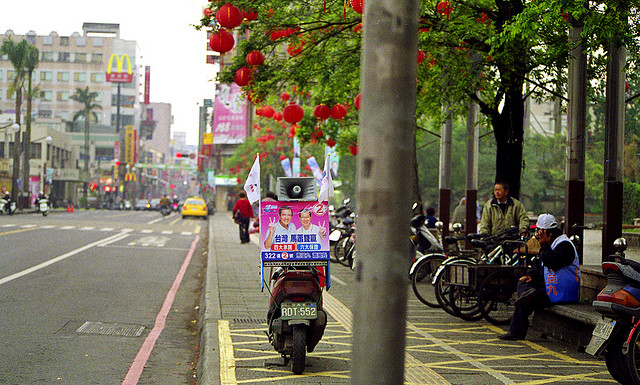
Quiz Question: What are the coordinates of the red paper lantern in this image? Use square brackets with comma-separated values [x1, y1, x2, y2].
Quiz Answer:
[283, 102, 304, 124]
[327, 138, 337, 148]
[354, 94, 362, 110]
[436, 1, 453, 20]
[349, 144, 359, 156]
[262, 106, 275, 118]
[417, 50, 426, 64]
[208, 30, 235, 53]
[236, 177, 243, 184]
[234, 66, 252, 87]
[313, 104, 331, 120]
[273, 112, 283, 121]
[242, 9, 258, 21]
[286, 42, 305, 56]
[216, 3, 243, 29]
[279, 155, 287, 161]
[203, 8, 214, 17]
[350, 0, 364, 14]
[330, 104, 347, 120]
[280, 92, 290, 101]
[246, 51, 265, 66]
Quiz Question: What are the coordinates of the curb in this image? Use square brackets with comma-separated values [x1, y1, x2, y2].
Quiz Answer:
[197, 217, 221, 385]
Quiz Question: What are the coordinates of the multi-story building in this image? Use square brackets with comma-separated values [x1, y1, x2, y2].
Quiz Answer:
[0, 23, 140, 205]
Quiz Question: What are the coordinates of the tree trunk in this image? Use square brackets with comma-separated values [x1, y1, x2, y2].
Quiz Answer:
[11, 92, 22, 205]
[492, 75, 525, 199]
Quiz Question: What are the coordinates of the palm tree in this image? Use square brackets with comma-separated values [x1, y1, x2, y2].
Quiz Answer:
[21, 44, 39, 202]
[70, 87, 101, 209]
[0, 38, 37, 205]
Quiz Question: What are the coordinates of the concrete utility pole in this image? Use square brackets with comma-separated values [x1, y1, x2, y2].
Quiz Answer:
[352, 0, 418, 384]
[465, 100, 479, 238]
[565, 15, 587, 262]
[602, 39, 626, 260]
[439, 111, 452, 236]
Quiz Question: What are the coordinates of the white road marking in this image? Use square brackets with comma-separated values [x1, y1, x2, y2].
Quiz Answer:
[0, 230, 132, 286]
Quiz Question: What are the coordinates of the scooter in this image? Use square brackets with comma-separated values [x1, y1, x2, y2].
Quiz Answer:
[0, 196, 16, 215]
[266, 266, 327, 375]
[585, 237, 640, 384]
[37, 198, 49, 216]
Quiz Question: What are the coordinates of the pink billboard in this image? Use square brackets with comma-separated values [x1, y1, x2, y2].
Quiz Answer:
[212, 83, 247, 144]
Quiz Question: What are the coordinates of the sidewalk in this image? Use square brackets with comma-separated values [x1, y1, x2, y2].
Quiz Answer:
[196, 216, 636, 384]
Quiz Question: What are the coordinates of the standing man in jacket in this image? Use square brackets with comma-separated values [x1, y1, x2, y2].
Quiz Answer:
[479, 182, 529, 236]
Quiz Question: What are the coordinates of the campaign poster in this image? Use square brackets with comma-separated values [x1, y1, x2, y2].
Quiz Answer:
[260, 201, 330, 264]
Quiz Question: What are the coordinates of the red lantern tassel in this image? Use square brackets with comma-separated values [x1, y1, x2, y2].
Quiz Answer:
[343, 0, 347, 20]
[324, 0, 326, 12]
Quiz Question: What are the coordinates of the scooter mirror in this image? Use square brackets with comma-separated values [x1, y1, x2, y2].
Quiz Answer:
[613, 237, 628, 252]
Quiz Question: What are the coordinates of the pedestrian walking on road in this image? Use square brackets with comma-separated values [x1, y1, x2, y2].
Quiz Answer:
[233, 191, 253, 244]
[499, 213, 581, 341]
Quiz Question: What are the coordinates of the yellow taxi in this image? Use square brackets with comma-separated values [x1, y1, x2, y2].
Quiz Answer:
[181, 197, 208, 219]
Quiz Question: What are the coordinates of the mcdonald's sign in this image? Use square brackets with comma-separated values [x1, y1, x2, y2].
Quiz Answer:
[106, 54, 133, 83]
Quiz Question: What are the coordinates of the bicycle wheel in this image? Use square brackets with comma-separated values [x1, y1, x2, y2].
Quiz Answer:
[449, 284, 483, 321]
[411, 254, 446, 308]
[477, 270, 518, 325]
[334, 236, 352, 267]
[435, 258, 474, 317]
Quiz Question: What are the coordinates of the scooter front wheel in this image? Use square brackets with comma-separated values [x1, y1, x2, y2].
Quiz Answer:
[291, 324, 307, 375]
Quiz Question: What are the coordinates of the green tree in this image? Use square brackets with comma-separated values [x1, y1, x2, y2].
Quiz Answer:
[1, 38, 38, 203]
[197, 0, 636, 201]
[70, 87, 101, 209]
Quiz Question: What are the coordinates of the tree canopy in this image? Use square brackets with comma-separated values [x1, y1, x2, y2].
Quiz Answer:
[196, 0, 640, 200]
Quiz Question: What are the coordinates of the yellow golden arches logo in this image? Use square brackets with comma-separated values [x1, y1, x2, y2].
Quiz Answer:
[106, 54, 133, 83]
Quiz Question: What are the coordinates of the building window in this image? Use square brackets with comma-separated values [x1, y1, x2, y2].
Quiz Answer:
[91, 72, 104, 83]
[57, 72, 70, 82]
[40, 71, 53, 81]
[92, 37, 103, 47]
[7, 70, 16, 81]
[40, 91, 53, 101]
[91, 53, 103, 64]
[76, 37, 86, 47]
[74, 53, 86, 63]
[43, 36, 53, 45]
[26, 33, 36, 44]
[41, 52, 54, 62]
[111, 114, 134, 126]
[38, 110, 53, 119]
[74, 72, 87, 82]
[59, 52, 71, 63]
[56, 91, 70, 101]
[60, 36, 70, 46]
[94, 92, 103, 102]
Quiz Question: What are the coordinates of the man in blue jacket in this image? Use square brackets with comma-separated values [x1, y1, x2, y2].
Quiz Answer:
[499, 213, 581, 340]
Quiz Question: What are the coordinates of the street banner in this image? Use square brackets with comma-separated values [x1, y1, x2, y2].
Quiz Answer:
[259, 201, 331, 288]
[244, 155, 260, 204]
[280, 157, 292, 177]
[306, 156, 323, 184]
[212, 83, 247, 144]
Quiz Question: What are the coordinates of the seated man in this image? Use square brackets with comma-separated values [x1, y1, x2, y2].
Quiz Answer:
[499, 213, 581, 341]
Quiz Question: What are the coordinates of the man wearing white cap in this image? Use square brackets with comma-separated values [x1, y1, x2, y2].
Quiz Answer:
[499, 213, 581, 340]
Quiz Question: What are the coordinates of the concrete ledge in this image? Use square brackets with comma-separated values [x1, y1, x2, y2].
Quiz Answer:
[532, 303, 600, 348]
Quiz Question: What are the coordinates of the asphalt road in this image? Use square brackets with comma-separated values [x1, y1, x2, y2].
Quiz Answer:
[0, 209, 206, 385]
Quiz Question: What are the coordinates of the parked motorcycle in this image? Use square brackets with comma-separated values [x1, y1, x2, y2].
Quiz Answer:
[585, 237, 640, 384]
[266, 266, 328, 374]
[0, 196, 16, 215]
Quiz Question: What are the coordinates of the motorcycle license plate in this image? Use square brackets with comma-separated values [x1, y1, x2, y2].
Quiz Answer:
[585, 318, 616, 355]
[281, 302, 317, 320]
[40, 203, 47, 210]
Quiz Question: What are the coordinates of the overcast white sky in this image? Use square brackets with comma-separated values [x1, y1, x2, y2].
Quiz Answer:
[2, 0, 218, 145]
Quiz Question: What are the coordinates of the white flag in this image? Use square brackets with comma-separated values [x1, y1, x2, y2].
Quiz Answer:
[244, 155, 261, 204]
[318, 155, 334, 202]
